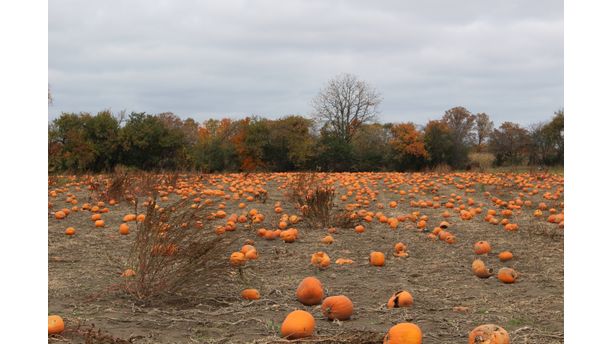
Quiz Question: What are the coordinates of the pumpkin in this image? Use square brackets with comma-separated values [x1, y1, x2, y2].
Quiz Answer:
[335, 258, 354, 265]
[54, 211, 66, 220]
[497, 268, 518, 284]
[387, 291, 413, 308]
[240, 289, 261, 300]
[95, 220, 105, 228]
[321, 235, 334, 244]
[230, 252, 246, 267]
[370, 251, 385, 266]
[321, 295, 353, 320]
[468, 324, 510, 344]
[119, 223, 129, 235]
[48, 315, 65, 335]
[394, 242, 407, 253]
[472, 259, 493, 278]
[355, 225, 365, 233]
[244, 249, 258, 260]
[383, 322, 422, 344]
[296, 276, 324, 305]
[311, 252, 331, 269]
[498, 251, 513, 261]
[473, 241, 491, 255]
[65, 227, 75, 236]
[241, 244, 256, 254]
[280, 310, 315, 339]
[121, 268, 136, 277]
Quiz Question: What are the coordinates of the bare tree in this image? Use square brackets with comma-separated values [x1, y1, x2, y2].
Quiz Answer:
[48, 84, 53, 105]
[311, 73, 382, 143]
[475, 112, 494, 149]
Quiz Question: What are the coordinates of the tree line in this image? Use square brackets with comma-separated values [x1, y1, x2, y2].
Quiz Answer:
[48, 74, 563, 173]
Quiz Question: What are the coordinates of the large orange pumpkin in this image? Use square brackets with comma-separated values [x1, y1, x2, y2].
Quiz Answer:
[280, 310, 315, 339]
[370, 251, 385, 266]
[296, 276, 324, 305]
[48, 315, 65, 334]
[468, 324, 510, 344]
[321, 295, 353, 320]
[383, 322, 422, 344]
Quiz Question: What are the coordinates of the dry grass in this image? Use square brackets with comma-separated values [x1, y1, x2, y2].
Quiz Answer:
[288, 173, 336, 228]
[468, 152, 495, 171]
[121, 197, 238, 301]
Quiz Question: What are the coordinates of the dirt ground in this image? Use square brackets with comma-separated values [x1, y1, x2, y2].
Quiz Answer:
[48, 172, 564, 343]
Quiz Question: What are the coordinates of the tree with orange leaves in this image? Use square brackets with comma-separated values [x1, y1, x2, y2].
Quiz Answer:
[389, 123, 427, 170]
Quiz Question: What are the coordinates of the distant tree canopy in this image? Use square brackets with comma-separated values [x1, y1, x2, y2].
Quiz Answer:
[48, 107, 563, 173]
[48, 76, 562, 173]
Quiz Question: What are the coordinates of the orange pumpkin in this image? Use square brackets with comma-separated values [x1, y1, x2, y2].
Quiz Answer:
[54, 211, 66, 220]
[280, 310, 315, 339]
[498, 251, 513, 261]
[497, 268, 518, 284]
[119, 223, 130, 235]
[383, 322, 422, 344]
[321, 295, 353, 320]
[296, 276, 324, 305]
[240, 289, 261, 300]
[229, 252, 246, 267]
[355, 225, 365, 233]
[321, 235, 334, 244]
[121, 268, 136, 277]
[370, 251, 385, 266]
[473, 241, 491, 255]
[65, 227, 75, 236]
[335, 258, 354, 265]
[472, 259, 493, 278]
[387, 291, 413, 308]
[468, 324, 510, 344]
[311, 252, 331, 269]
[48, 315, 65, 334]
[95, 219, 105, 228]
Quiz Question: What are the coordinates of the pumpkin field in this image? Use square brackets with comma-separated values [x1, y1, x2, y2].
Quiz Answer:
[48, 171, 564, 343]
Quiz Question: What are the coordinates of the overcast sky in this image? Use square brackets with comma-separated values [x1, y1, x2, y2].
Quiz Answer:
[48, 0, 563, 126]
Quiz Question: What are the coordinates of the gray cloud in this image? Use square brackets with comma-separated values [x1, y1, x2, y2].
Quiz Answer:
[49, 0, 563, 126]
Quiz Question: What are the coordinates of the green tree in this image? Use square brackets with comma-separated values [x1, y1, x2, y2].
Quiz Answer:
[423, 120, 454, 168]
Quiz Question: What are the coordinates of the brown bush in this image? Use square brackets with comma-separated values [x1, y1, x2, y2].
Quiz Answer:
[122, 197, 237, 300]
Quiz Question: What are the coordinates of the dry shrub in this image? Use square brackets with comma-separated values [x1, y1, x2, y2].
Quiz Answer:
[122, 197, 236, 300]
[288, 173, 335, 228]
[331, 210, 361, 229]
[59, 322, 132, 344]
[469, 152, 495, 171]
[101, 166, 130, 202]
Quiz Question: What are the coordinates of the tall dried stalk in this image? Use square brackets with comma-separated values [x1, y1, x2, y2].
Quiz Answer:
[122, 197, 237, 300]
[288, 173, 335, 228]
